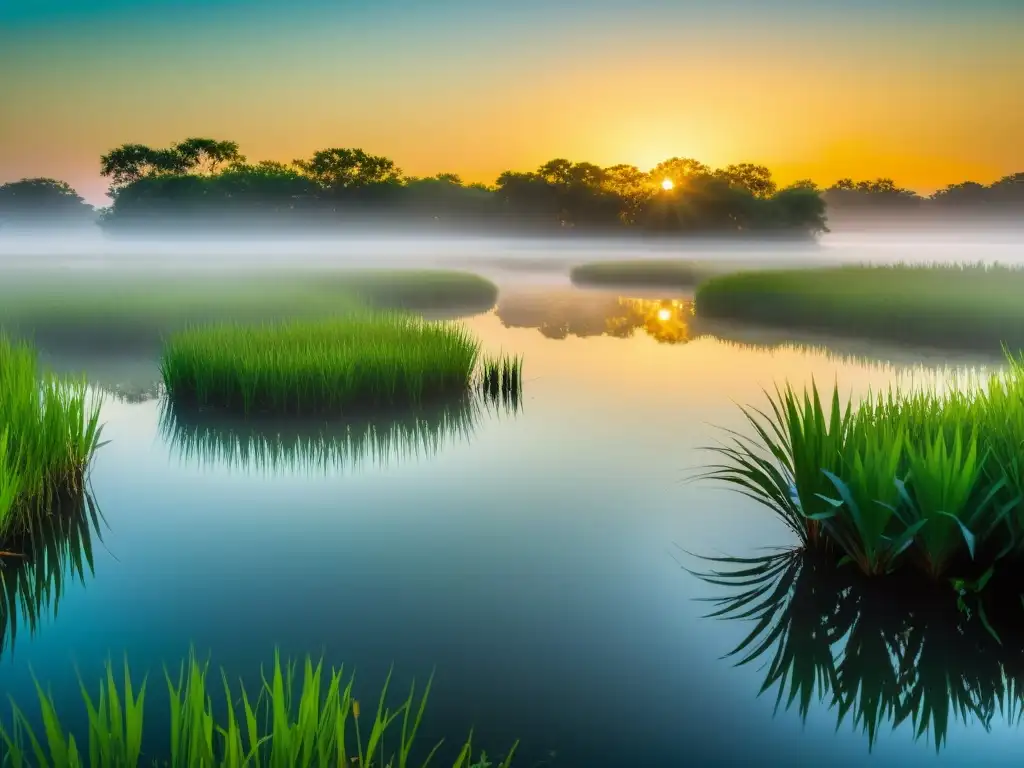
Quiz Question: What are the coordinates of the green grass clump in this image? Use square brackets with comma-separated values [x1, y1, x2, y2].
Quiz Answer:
[477, 354, 522, 403]
[0, 650, 517, 767]
[569, 260, 708, 289]
[700, 348, 1024, 579]
[695, 262, 1024, 351]
[0, 336, 104, 536]
[0, 270, 498, 353]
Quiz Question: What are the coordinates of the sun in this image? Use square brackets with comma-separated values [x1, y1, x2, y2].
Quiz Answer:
[657, 308, 672, 322]
[661, 178, 674, 191]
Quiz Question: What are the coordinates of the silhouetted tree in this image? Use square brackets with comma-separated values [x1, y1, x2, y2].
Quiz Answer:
[173, 138, 245, 175]
[100, 144, 186, 190]
[293, 148, 401, 190]
[0, 178, 95, 228]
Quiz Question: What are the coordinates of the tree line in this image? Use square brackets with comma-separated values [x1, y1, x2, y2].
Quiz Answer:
[1, 136, 1020, 235]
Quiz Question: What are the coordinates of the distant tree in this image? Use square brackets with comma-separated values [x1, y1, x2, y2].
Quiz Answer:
[648, 157, 711, 187]
[716, 163, 777, 198]
[824, 177, 922, 209]
[0, 178, 95, 227]
[603, 164, 653, 224]
[100, 143, 186, 189]
[293, 148, 401, 189]
[173, 138, 245, 175]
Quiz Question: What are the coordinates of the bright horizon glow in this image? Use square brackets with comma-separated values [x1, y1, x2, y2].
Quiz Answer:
[661, 179, 675, 191]
[657, 308, 672, 322]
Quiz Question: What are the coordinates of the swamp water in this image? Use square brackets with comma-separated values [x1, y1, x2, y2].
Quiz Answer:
[0, 284, 1017, 767]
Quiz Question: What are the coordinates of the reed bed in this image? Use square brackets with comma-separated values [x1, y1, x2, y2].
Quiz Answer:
[477, 354, 522, 403]
[700, 349, 1024, 579]
[695, 262, 1024, 351]
[0, 335, 104, 537]
[0, 650, 517, 767]
[569, 260, 709, 289]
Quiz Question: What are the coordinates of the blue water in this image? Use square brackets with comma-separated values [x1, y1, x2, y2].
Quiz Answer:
[0, 287, 1017, 766]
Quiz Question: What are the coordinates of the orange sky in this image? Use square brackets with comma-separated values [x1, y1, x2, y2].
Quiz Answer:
[2, 1, 1022, 205]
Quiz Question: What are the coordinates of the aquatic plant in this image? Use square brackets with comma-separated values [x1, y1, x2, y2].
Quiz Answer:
[699, 349, 1024, 578]
[569, 260, 709, 289]
[0, 650, 517, 767]
[690, 546, 1024, 752]
[0, 335, 104, 536]
[695, 262, 1024, 352]
[0, 491, 102, 662]
[477, 354, 522, 403]
[161, 314, 484, 416]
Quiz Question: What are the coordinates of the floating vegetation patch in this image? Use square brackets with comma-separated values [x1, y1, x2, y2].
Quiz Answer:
[695, 262, 1024, 352]
[691, 546, 1024, 752]
[0, 335, 104, 538]
[698, 348, 1024, 579]
[159, 395, 508, 475]
[0, 491, 102, 663]
[0, 649, 518, 767]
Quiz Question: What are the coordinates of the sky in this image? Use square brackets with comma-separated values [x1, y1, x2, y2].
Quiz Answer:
[2, 0, 1022, 205]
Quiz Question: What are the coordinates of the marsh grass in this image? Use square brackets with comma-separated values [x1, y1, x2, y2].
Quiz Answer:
[0, 650, 517, 767]
[691, 546, 1024, 752]
[700, 349, 1024, 579]
[477, 354, 522, 404]
[569, 260, 709, 289]
[0, 335, 104, 536]
[0, 270, 498, 353]
[695, 262, 1024, 351]
[0, 492, 102, 662]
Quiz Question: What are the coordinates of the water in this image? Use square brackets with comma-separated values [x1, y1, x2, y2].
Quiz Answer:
[0, 272, 1020, 766]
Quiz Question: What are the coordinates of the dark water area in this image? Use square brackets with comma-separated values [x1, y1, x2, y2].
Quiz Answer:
[1, 275, 1021, 766]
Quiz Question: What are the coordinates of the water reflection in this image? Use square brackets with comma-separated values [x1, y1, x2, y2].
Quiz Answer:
[693, 547, 1024, 753]
[160, 393, 520, 474]
[0, 492, 103, 662]
[497, 289, 695, 344]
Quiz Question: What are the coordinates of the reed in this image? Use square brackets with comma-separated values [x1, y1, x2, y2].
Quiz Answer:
[695, 262, 1024, 351]
[0, 335, 104, 537]
[699, 348, 1024, 578]
[0, 650, 517, 767]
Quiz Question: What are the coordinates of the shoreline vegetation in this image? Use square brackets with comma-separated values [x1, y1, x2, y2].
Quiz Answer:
[0, 335, 104, 538]
[700, 348, 1024, 582]
[0, 270, 498, 352]
[1, 650, 517, 767]
[160, 315, 522, 417]
[695, 263, 1024, 352]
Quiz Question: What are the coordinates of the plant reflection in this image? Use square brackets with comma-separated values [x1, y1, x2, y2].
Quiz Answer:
[160, 390, 521, 475]
[497, 290, 695, 344]
[0, 491, 103, 661]
[692, 547, 1024, 752]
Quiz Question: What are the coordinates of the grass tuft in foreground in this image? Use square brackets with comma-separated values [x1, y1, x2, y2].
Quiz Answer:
[0, 650, 517, 767]
[569, 260, 708, 290]
[0, 336, 104, 537]
[694, 262, 1024, 351]
[699, 348, 1024, 579]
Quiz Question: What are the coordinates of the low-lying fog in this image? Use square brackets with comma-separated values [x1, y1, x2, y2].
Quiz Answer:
[0, 226, 1022, 278]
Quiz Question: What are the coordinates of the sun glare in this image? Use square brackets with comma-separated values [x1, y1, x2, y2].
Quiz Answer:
[661, 178, 674, 191]
[657, 308, 672, 322]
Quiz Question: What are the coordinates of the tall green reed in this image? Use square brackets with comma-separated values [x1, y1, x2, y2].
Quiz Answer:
[700, 350, 1024, 577]
[0, 651, 517, 768]
[0, 335, 104, 537]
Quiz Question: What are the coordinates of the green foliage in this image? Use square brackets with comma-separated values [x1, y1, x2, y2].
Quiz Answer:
[695, 262, 1024, 351]
[699, 349, 1024, 578]
[0, 336, 104, 537]
[0, 651, 517, 767]
[568, 261, 710, 289]
[160, 315, 522, 417]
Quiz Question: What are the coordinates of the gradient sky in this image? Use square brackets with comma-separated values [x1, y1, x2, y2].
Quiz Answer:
[2, 0, 1022, 205]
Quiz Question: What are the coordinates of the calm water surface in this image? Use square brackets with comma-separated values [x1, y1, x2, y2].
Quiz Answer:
[0, 287, 1016, 767]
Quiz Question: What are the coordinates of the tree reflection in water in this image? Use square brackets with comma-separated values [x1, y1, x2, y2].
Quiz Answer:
[691, 547, 1024, 752]
[497, 289, 696, 344]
